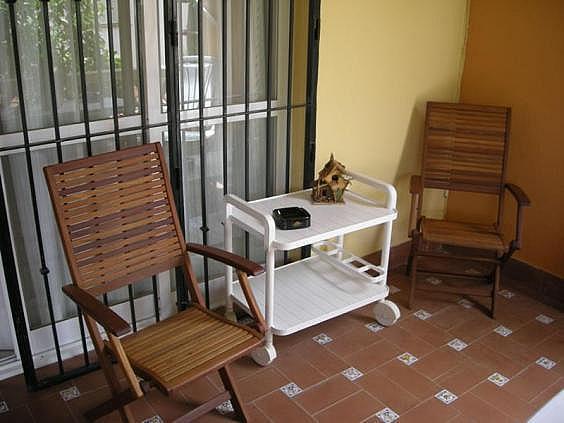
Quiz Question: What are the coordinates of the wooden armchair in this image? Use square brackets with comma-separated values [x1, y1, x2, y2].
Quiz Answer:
[44, 143, 266, 422]
[407, 102, 530, 318]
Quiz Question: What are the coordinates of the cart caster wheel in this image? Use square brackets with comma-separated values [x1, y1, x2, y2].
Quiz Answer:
[373, 300, 400, 326]
[251, 344, 277, 366]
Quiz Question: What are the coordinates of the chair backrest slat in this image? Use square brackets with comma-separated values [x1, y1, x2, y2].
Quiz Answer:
[44, 143, 186, 295]
[422, 102, 511, 194]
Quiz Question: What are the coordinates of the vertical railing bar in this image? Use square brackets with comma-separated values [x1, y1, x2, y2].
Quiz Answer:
[221, 0, 227, 196]
[0, 170, 38, 389]
[197, 0, 210, 308]
[74, 0, 93, 157]
[265, 0, 273, 197]
[7, 0, 64, 374]
[244, 0, 250, 259]
[135, 0, 149, 145]
[105, 0, 136, 326]
[135, 0, 159, 322]
[284, 0, 294, 194]
[40, 0, 62, 162]
[105, 0, 121, 151]
[283, 0, 294, 265]
[164, 0, 189, 309]
[42, 0, 90, 365]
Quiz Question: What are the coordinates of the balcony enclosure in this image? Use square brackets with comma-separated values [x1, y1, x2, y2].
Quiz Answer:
[0, 0, 318, 389]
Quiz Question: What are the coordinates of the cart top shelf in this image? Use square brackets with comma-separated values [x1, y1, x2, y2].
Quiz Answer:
[227, 189, 397, 250]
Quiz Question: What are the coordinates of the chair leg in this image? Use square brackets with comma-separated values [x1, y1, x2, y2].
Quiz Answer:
[491, 263, 501, 319]
[406, 238, 417, 276]
[219, 365, 248, 423]
[408, 255, 418, 309]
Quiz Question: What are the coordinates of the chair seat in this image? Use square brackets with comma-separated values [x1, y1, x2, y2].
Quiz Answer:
[420, 218, 508, 253]
[120, 306, 261, 392]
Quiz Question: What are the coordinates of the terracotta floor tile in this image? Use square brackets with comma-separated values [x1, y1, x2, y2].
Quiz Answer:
[529, 377, 564, 411]
[313, 312, 365, 339]
[448, 312, 498, 342]
[230, 356, 266, 380]
[504, 364, 560, 402]
[398, 397, 460, 423]
[453, 393, 513, 423]
[377, 360, 438, 400]
[294, 374, 359, 414]
[511, 320, 558, 347]
[343, 339, 401, 373]
[535, 332, 564, 361]
[28, 394, 75, 423]
[358, 369, 419, 414]
[314, 391, 383, 423]
[179, 374, 221, 404]
[412, 346, 465, 380]
[378, 324, 435, 358]
[0, 405, 34, 423]
[289, 339, 349, 377]
[435, 361, 492, 395]
[479, 332, 538, 366]
[447, 414, 476, 423]
[462, 342, 524, 377]
[325, 325, 381, 358]
[238, 368, 290, 402]
[427, 306, 476, 330]
[471, 381, 536, 421]
[398, 316, 452, 348]
[255, 390, 315, 422]
[493, 306, 532, 330]
[66, 386, 113, 422]
[273, 350, 326, 389]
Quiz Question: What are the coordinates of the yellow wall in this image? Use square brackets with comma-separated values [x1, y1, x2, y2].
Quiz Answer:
[447, 0, 564, 278]
[316, 0, 469, 257]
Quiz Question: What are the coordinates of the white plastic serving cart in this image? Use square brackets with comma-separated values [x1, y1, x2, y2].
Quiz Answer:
[223, 170, 400, 366]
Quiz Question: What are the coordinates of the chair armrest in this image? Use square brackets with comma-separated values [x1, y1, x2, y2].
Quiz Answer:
[503, 183, 531, 251]
[505, 183, 531, 207]
[410, 175, 422, 194]
[62, 285, 131, 337]
[186, 243, 264, 276]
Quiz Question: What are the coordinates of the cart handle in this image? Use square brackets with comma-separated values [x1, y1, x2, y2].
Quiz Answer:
[225, 193, 277, 249]
[345, 170, 397, 210]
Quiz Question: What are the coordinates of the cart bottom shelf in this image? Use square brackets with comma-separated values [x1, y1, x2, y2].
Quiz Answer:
[231, 256, 389, 336]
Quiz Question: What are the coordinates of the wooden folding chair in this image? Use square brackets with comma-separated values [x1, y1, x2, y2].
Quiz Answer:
[44, 143, 266, 422]
[406, 102, 531, 318]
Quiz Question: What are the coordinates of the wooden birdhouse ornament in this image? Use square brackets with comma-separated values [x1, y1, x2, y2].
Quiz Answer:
[311, 154, 351, 203]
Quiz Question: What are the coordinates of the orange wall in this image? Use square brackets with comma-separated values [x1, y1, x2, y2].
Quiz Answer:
[447, 0, 564, 277]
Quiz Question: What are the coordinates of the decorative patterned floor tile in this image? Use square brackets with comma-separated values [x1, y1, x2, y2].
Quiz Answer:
[216, 400, 234, 415]
[425, 276, 442, 285]
[341, 367, 364, 381]
[498, 289, 515, 299]
[464, 268, 482, 275]
[365, 322, 385, 333]
[487, 372, 510, 386]
[493, 325, 513, 337]
[536, 314, 555, 325]
[0, 401, 8, 414]
[142, 416, 164, 423]
[536, 357, 556, 370]
[414, 309, 432, 320]
[59, 386, 80, 401]
[397, 352, 418, 366]
[435, 389, 458, 404]
[312, 333, 333, 345]
[389, 285, 401, 294]
[458, 299, 473, 309]
[375, 407, 400, 423]
[280, 382, 303, 398]
[447, 338, 468, 351]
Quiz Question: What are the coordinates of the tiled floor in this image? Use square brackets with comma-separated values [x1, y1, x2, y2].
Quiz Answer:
[1, 267, 563, 422]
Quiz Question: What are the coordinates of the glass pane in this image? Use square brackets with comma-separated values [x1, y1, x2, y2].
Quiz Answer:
[0, 3, 21, 133]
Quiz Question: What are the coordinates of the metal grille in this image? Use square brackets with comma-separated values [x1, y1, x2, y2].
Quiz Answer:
[0, 0, 320, 390]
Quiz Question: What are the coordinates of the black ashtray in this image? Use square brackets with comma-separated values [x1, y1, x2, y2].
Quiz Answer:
[272, 207, 311, 230]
